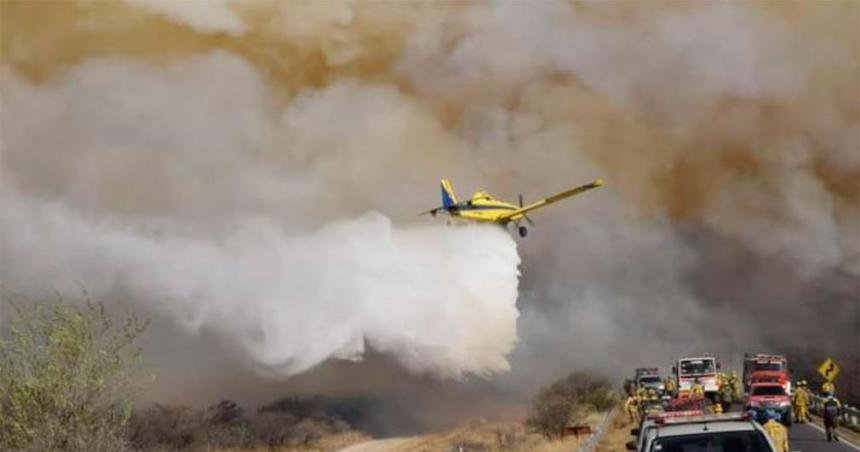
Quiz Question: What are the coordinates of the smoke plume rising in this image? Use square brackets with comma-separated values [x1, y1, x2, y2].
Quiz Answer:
[1, 0, 858, 427]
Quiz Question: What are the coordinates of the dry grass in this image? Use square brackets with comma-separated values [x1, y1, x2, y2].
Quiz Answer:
[217, 431, 372, 452]
[212, 410, 614, 452]
[335, 411, 606, 452]
[593, 406, 635, 452]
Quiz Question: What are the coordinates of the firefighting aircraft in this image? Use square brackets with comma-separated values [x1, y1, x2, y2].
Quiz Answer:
[423, 178, 603, 237]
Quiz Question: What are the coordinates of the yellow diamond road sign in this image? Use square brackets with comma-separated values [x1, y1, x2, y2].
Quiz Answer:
[818, 357, 840, 382]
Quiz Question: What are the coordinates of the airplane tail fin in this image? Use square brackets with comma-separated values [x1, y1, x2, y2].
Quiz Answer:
[440, 179, 458, 207]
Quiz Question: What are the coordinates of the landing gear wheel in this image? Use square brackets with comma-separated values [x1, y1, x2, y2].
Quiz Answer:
[518, 226, 528, 238]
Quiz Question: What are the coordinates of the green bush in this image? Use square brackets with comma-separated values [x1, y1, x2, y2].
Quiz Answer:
[526, 371, 616, 439]
[0, 297, 147, 451]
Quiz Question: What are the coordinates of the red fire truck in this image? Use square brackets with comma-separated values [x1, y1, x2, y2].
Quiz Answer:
[743, 353, 790, 396]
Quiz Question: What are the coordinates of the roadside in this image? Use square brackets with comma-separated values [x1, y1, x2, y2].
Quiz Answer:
[805, 415, 860, 449]
[218, 431, 372, 452]
[336, 412, 608, 452]
[592, 406, 634, 452]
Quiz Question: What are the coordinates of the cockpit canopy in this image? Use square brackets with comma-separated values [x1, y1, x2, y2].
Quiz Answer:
[471, 190, 494, 201]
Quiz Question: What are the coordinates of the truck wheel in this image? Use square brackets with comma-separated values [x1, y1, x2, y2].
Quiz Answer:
[783, 411, 792, 427]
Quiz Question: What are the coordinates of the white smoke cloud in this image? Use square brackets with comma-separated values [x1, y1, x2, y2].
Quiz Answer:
[0, 52, 520, 379]
[0, 194, 519, 377]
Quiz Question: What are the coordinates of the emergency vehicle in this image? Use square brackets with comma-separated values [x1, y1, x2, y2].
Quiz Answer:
[633, 413, 778, 452]
[743, 354, 790, 395]
[673, 356, 720, 399]
[745, 382, 792, 426]
[635, 368, 665, 394]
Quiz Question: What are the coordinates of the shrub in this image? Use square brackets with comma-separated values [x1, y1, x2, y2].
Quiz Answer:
[526, 371, 616, 439]
[129, 397, 354, 450]
[253, 396, 352, 447]
[129, 404, 208, 450]
[0, 297, 147, 451]
[130, 401, 257, 451]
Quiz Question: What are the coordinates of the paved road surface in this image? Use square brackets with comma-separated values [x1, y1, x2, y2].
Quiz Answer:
[789, 422, 860, 452]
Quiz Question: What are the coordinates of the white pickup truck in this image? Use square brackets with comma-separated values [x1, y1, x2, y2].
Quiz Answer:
[636, 413, 778, 452]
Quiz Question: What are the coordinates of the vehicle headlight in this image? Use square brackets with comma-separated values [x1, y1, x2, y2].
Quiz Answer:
[748, 400, 760, 407]
[778, 401, 791, 407]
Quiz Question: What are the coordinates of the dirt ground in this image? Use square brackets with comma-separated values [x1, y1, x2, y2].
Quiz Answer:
[217, 431, 372, 452]
[215, 410, 614, 452]
[334, 412, 606, 452]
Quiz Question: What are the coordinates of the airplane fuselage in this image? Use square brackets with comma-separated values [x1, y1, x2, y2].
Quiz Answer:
[446, 191, 523, 224]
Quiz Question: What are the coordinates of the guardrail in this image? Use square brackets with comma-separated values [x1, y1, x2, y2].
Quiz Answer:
[808, 393, 860, 432]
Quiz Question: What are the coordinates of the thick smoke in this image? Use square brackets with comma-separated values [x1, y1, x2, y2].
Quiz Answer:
[0, 53, 520, 379]
[1, 0, 858, 422]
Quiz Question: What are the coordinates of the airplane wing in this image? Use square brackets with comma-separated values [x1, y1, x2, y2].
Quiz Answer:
[497, 179, 603, 221]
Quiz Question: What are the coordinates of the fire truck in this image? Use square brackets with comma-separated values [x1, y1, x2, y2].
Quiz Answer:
[673, 356, 720, 399]
[743, 353, 790, 395]
[635, 368, 666, 394]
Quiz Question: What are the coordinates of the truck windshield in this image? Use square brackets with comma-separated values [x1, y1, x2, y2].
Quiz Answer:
[752, 386, 785, 396]
[641, 376, 662, 383]
[753, 362, 784, 371]
[650, 430, 771, 452]
[680, 360, 715, 375]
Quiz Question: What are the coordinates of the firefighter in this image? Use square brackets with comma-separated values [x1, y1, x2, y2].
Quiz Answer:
[646, 387, 659, 403]
[822, 393, 842, 442]
[690, 378, 705, 398]
[792, 381, 809, 424]
[729, 371, 740, 401]
[822, 380, 835, 395]
[664, 376, 676, 397]
[763, 409, 790, 452]
[718, 377, 733, 412]
[791, 381, 800, 419]
[624, 393, 640, 422]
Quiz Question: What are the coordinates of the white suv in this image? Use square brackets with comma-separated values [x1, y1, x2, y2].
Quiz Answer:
[640, 413, 777, 452]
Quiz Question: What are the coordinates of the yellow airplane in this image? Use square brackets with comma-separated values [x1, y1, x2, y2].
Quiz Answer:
[424, 178, 603, 237]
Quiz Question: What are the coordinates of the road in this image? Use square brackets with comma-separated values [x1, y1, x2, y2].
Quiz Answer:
[337, 438, 415, 452]
[789, 422, 860, 452]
